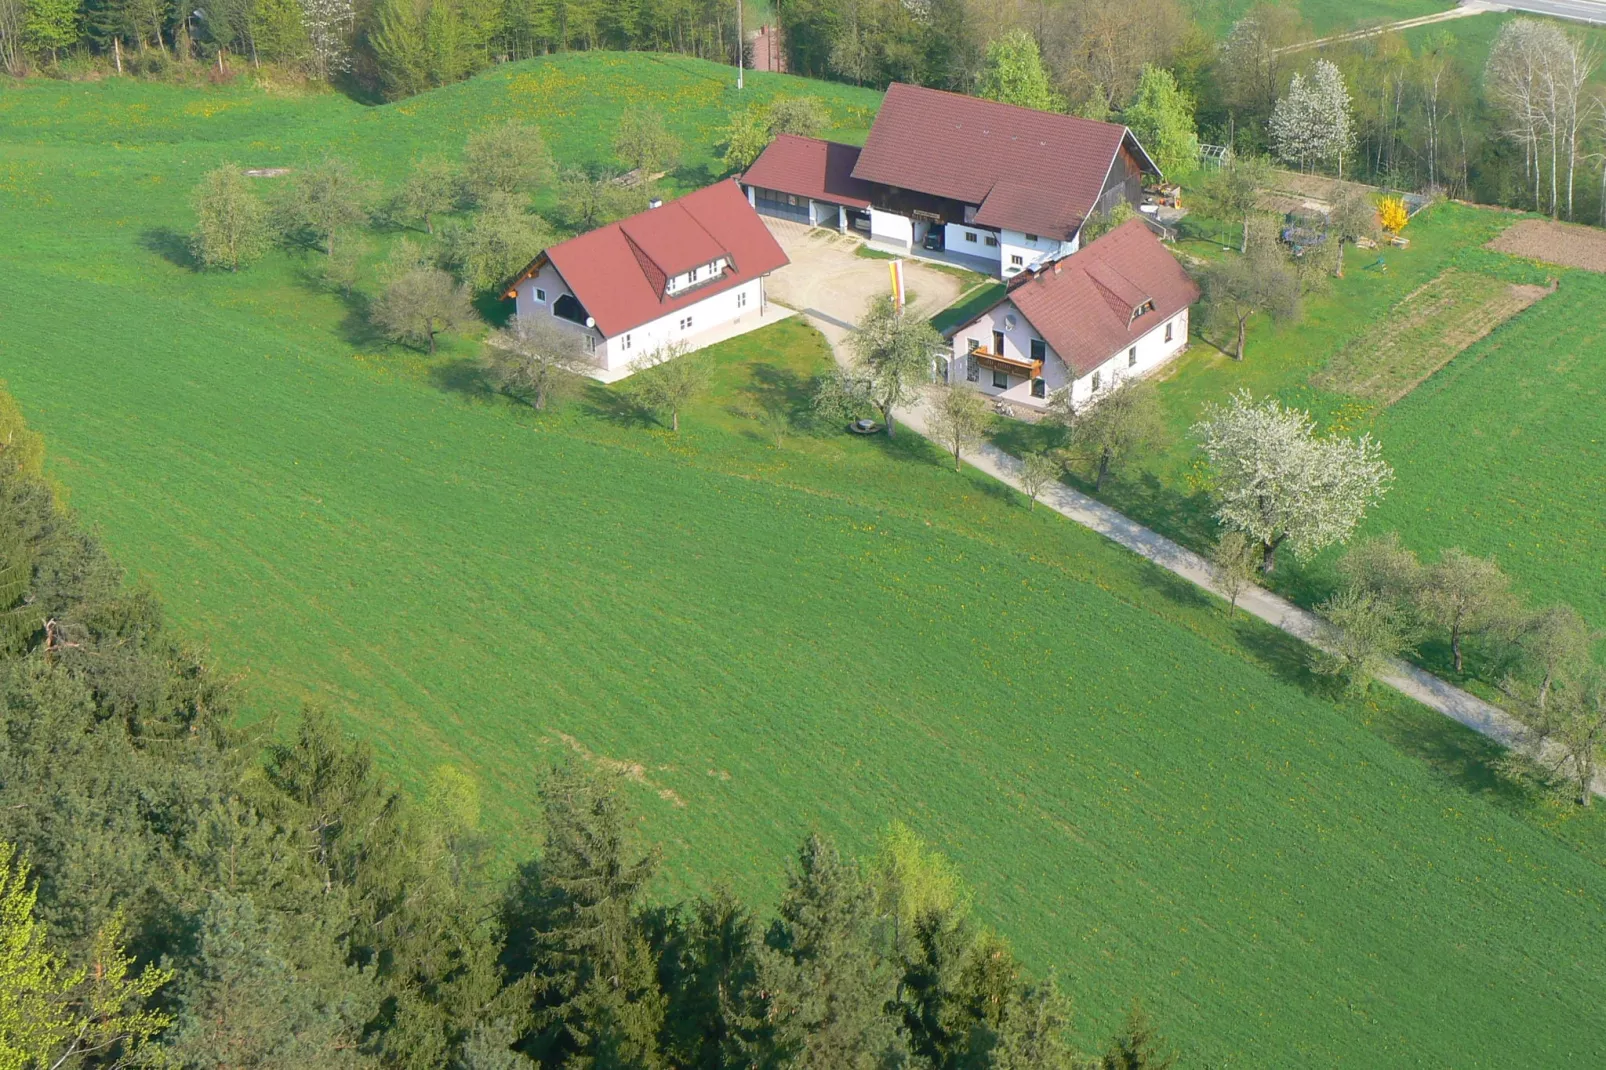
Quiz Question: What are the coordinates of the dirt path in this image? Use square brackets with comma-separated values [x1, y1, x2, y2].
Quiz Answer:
[1488, 218, 1606, 272]
[797, 311, 1594, 793]
[1277, 3, 1491, 55]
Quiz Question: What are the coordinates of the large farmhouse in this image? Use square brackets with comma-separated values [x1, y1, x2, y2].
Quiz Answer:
[503, 179, 790, 379]
[941, 219, 1200, 411]
[741, 82, 1161, 279]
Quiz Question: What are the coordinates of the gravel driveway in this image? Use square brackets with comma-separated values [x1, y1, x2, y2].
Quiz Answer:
[762, 218, 967, 330]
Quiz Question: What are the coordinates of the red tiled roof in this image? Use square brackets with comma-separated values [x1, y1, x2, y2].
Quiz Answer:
[741, 135, 874, 209]
[973, 219, 1200, 378]
[851, 83, 1158, 240]
[506, 180, 789, 338]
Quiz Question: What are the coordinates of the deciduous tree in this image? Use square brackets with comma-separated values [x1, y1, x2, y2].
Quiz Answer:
[1504, 669, 1606, 807]
[1513, 603, 1595, 711]
[371, 266, 476, 353]
[1209, 530, 1260, 619]
[191, 164, 275, 271]
[484, 315, 591, 410]
[1098, 1001, 1178, 1070]
[446, 190, 552, 293]
[1068, 377, 1166, 491]
[613, 110, 681, 181]
[462, 121, 553, 204]
[1122, 65, 1199, 174]
[1325, 187, 1379, 278]
[280, 156, 372, 257]
[1018, 450, 1060, 511]
[556, 167, 649, 231]
[1198, 238, 1300, 361]
[926, 383, 990, 472]
[1311, 587, 1415, 696]
[977, 29, 1063, 112]
[1193, 154, 1272, 254]
[991, 974, 1078, 1070]
[1418, 548, 1516, 674]
[847, 294, 945, 438]
[625, 342, 713, 432]
[1192, 392, 1393, 572]
[392, 155, 460, 235]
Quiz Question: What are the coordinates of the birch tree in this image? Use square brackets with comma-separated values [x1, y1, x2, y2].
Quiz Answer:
[1191, 392, 1393, 572]
[301, 0, 354, 78]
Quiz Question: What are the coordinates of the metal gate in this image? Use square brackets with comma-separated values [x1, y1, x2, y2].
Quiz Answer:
[753, 187, 810, 224]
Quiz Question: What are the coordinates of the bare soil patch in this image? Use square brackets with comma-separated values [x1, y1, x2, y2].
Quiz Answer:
[1487, 219, 1606, 272]
[1314, 269, 1553, 405]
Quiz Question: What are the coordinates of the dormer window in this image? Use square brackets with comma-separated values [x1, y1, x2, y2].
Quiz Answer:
[1133, 299, 1155, 319]
[689, 266, 700, 282]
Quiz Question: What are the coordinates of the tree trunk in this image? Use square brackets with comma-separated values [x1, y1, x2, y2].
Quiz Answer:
[672, 408, 680, 432]
[1334, 238, 1345, 278]
[1261, 536, 1282, 574]
[1095, 450, 1110, 491]
[1234, 314, 1248, 361]
[881, 404, 895, 437]
[953, 447, 962, 473]
[427, 327, 437, 354]
[1240, 214, 1249, 255]
[1451, 622, 1464, 673]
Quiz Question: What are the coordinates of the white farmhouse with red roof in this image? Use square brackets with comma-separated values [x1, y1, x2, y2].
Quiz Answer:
[740, 83, 1161, 280]
[503, 179, 790, 380]
[941, 220, 1200, 411]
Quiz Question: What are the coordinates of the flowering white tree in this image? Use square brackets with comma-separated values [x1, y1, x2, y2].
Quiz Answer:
[1269, 59, 1355, 175]
[1191, 392, 1393, 572]
[302, 0, 355, 80]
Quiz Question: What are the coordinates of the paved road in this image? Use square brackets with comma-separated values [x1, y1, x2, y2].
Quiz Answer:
[792, 306, 1597, 791]
[1490, 0, 1606, 25]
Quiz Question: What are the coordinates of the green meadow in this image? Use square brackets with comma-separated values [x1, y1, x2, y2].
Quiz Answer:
[5, 55, 1606, 1065]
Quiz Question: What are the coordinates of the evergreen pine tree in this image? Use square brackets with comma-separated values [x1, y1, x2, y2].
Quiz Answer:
[516, 760, 666, 1068]
[762, 834, 902, 1069]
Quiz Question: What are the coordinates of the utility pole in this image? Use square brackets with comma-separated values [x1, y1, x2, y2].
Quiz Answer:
[737, 0, 744, 89]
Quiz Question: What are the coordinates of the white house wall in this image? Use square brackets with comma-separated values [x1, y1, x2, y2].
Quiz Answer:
[605, 278, 765, 373]
[998, 230, 1076, 277]
[513, 270, 767, 375]
[947, 303, 1191, 410]
[870, 207, 914, 250]
[944, 223, 1001, 263]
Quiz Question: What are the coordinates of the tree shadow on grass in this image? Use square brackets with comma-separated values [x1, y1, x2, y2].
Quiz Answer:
[139, 227, 197, 270]
[579, 380, 658, 430]
[1082, 470, 1218, 552]
[430, 357, 494, 400]
[1138, 564, 1215, 612]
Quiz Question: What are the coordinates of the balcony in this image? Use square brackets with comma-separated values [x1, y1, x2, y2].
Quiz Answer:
[968, 343, 1041, 378]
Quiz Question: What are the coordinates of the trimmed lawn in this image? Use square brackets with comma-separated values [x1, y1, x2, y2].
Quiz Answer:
[5, 57, 1606, 1067]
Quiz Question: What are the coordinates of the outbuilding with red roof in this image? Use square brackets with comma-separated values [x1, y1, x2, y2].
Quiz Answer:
[504, 179, 790, 379]
[740, 83, 1162, 280]
[939, 219, 1199, 411]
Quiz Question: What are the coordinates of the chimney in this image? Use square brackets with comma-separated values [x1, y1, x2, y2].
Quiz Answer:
[649, 198, 663, 209]
[1052, 260, 1061, 275]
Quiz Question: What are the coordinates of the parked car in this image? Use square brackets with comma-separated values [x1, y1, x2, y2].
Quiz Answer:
[923, 227, 944, 252]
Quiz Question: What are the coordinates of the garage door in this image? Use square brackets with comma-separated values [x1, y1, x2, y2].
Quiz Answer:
[753, 187, 811, 224]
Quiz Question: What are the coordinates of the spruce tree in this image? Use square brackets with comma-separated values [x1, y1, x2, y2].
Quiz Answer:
[517, 760, 666, 1068]
[762, 834, 902, 1069]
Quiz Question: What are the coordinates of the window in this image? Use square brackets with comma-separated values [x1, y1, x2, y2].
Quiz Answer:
[1164, 320, 1174, 343]
[964, 231, 977, 243]
[1128, 346, 1137, 367]
[1010, 254, 1023, 267]
[966, 337, 980, 354]
[1025, 233, 1039, 243]
[1091, 371, 1102, 392]
[1030, 339, 1046, 362]
[992, 368, 1009, 389]
[736, 291, 747, 309]
[787, 194, 799, 206]
[534, 287, 547, 303]
[679, 315, 694, 330]
[621, 334, 633, 352]
[689, 266, 700, 282]
[1031, 378, 1046, 398]
[585, 334, 597, 353]
[966, 355, 980, 382]
[984, 234, 999, 247]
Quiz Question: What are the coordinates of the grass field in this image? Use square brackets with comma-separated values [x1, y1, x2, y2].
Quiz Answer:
[997, 199, 1606, 687]
[6, 56, 1606, 1066]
